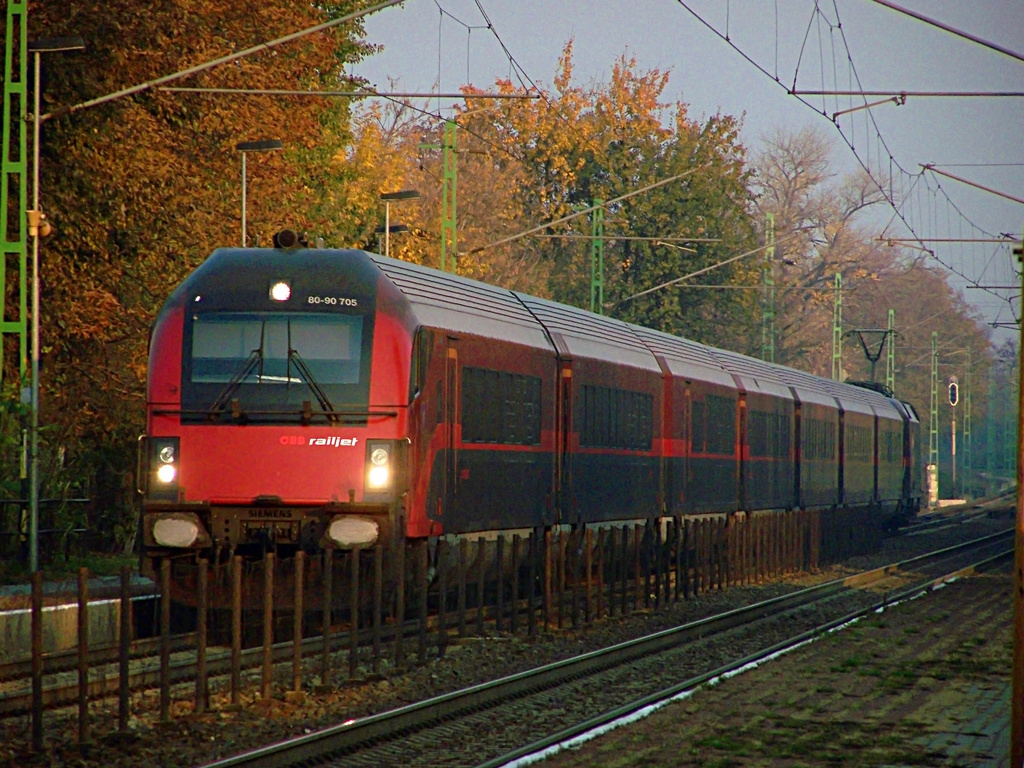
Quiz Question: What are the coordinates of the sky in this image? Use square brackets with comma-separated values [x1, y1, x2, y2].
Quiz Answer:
[348, 0, 1024, 343]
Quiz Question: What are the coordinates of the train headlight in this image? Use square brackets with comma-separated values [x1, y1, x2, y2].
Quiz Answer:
[269, 280, 291, 302]
[152, 516, 199, 547]
[367, 465, 390, 488]
[156, 463, 177, 484]
[365, 441, 394, 493]
[147, 437, 180, 501]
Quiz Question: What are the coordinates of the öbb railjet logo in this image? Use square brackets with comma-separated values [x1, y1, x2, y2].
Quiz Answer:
[279, 435, 360, 447]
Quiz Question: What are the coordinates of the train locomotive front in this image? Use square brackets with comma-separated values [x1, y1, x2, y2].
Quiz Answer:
[138, 242, 417, 598]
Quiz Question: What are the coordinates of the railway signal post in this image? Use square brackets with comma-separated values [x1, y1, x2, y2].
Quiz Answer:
[948, 376, 958, 497]
[1013, 231, 1023, 768]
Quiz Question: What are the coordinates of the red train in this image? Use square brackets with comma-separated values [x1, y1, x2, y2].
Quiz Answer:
[138, 232, 923, 592]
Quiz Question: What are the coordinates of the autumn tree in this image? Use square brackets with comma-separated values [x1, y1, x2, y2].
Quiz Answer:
[10, 0, 377, 551]
[334, 44, 761, 350]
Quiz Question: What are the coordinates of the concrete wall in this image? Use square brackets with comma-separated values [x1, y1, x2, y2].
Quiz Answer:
[0, 598, 149, 662]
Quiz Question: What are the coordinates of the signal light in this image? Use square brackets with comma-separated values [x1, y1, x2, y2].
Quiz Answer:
[948, 381, 959, 406]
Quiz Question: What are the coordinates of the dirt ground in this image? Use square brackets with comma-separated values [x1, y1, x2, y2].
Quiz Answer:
[535, 572, 1014, 768]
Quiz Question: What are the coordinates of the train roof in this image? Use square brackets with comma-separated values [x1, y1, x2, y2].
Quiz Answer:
[180, 245, 913, 417]
[369, 254, 553, 352]
[515, 294, 661, 373]
[707, 345, 903, 419]
[369, 251, 909, 415]
[370, 253, 661, 373]
[629, 326, 738, 389]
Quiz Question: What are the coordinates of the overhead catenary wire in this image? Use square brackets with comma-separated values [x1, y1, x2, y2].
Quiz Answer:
[41, 0, 405, 122]
[469, 166, 710, 255]
[608, 230, 807, 309]
[671, 0, 1018, 329]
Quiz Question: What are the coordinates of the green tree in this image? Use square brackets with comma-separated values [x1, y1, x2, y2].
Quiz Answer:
[462, 44, 760, 346]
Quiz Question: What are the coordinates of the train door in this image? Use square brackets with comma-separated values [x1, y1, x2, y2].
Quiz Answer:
[676, 382, 691, 513]
[555, 357, 573, 525]
[836, 405, 846, 505]
[792, 398, 803, 508]
[737, 390, 748, 512]
[444, 336, 459, 503]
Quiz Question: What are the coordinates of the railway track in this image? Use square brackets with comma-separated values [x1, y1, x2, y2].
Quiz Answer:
[193, 528, 1013, 768]
[0, 513, 1010, 720]
[896, 492, 1013, 536]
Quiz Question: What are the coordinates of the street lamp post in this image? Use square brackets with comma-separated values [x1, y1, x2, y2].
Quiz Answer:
[379, 189, 420, 258]
[26, 36, 85, 573]
[235, 139, 282, 247]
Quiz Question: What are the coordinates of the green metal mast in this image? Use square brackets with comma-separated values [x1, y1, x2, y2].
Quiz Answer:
[831, 273, 843, 380]
[589, 199, 604, 314]
[929, 331, 939, 470]
[1, 0, 28, 386]
[963, 347, 972, 484]
[760, 213, 775, 363]
[1006, 366, 1017, 476]
[440, 119, 457, 272]
[986, 367, 996, 477]
[885, 309, 895, 395]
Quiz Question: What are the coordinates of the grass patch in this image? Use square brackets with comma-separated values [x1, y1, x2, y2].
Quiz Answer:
[882, 664, 921, 690]
[694, 716, 951, 766]
[0, 552, 137, 586]
[831, 655, 865, 673]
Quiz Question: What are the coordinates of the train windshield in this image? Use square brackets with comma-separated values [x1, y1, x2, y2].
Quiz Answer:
[191, 313, 362, 385]
[182, 311, 372, 424]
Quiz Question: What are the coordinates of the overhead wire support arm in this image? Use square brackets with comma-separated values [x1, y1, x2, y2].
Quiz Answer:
[158, 88, 540, 101]
[831, 94, 905, 122]
[920, 165, 1024, 206]
[468, 166, 710, 256]
[791, 90, 1024, 98]
[882, 237, 1017, 244]
[867, 0, 1024, 65]
[607, 230, 806, 310]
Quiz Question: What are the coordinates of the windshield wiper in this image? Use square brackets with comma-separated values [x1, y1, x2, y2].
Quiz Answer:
[207, 348, 263, 419]
[208, 321, 265, 420]
[287, 348, 339, 423]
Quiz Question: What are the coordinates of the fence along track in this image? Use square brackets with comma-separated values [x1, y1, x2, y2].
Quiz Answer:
[194, 529, 1014, 768]
[1, 507, 859, 719]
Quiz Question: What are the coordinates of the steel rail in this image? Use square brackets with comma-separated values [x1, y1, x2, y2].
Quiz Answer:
[479, 545, 1014, 768]
[0, 631, 196, 682]
[0, 623, 368, 715]
[0, 599, 488, 715]
[194, 529, 1013, 768]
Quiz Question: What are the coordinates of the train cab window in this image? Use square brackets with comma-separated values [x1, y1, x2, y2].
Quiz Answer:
[190, 312, 363, 385]
[182, 310, 372, 424]
[461, 367, 542, 445]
